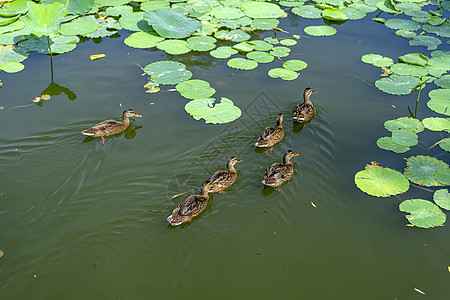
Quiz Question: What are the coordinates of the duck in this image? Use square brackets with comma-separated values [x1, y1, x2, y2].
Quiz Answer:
[255, 113, 284, 151]
[262, 150, 299, 188]
[205, 156, 242, 193]
[81, 109, 142, 143]
[292, 88, 316, 123]
[167, 181, 213, 226]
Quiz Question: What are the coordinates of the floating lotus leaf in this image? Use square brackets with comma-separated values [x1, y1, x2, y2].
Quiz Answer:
[95, 0, 130, 6]
[404, 8, 430, 18]
[384, 18, 420, 31]
[214, 29, 250, 42]
[391, 129, 418, 147]
[0, 27, 31, 44]
[384, 117, 424, 133]
[279, 1, 305, 7]
[156, 40, 190, 55]
[144, 9, 201, 39]
[348, 3, 377, 13]
[0, 61, 24, 73]
[422, 117, 450, 131]
[249, 40, 273, 51]
[292, 6, 322, 19]
[435, 75, 450, 89]
[184, 97, 242, 124]
[322, 9, 348, 21]
[140, 1, 170, 11]
[124, 32, 164, 49]
[80, 15, 121, 38]
[187, 36, 216, 51]
[241, 2, 285, 19]
[209, 6, 244, 19]
[409, 35, 442, 50]
[246, 51, 274, 63]
[427, 16, 446, 26]
[304, 25, 337, 36]
[427, 89, 450, 116]
[404, 155, 448, 187]
[209, 46, 237, 59]
[399, 199, 446, 228]
[176, 79, 216, 100]
[268, 68, 298, 81]
[22, 2, 68, 37]
[426, 56, 450, 71]
[438, 138, 450, 152]
[19, 35, 79, 54]
[143, 61, 192, 85]
[354, 164, 409, 197]
[105, 5, 133, 16]
[361, 54, 394, 67]
[213, 17, 252, 29]
[263, 37, 279, 45]
[65, 0, 95, 15]
[270, 46, 290, 57]
[434, 189, 450, 210]
[252, 18, 279, 30]
[0, 45, 28, 64]
[232, 41, 254, 52]
[376, 136, 410, 153]
[0, 15, 18, 27]
[60, 20, 99, 36]
[227, 57, 258, 70]
[283, 59, 307, 71]
[390, 63, 428, 77]
[0, 0, 29, 16]
[280, 39, 297, 46]
[422, 23, 450, 38]
[435, 168, 450, 186]
[398, 53, 428, 66]
[340, 7, 366, 20]
[395, 30, 416, 39]
[376, 0, 398, 14]
[375, 75, 420, 95]
[119, 12, 152, 32]
[0, 20, 25, 35]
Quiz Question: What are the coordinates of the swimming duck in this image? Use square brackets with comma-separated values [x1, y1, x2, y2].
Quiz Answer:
[292, 88, 316, 123]
[262, 150, 299, 188]
[255, 113, 284, 151]
[205, 156, 242, 193]
[81, 109, 142, 143]
[167, 181, 213, 226]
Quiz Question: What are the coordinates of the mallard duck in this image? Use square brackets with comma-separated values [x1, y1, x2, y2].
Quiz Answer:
[262, 150, 299, 188]
[167, 181, 213, 226]
[205, 156, 242, 193]
[81, 109, 142, 143]
[255, 113, 284, 151]
[293, 88, 316, 123]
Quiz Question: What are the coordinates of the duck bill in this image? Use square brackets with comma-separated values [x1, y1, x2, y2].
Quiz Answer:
[236, 159, 242, 163]
[311, 90, 316, 94]
[134, 114, 143, 117]
[293, 153, 299, 156]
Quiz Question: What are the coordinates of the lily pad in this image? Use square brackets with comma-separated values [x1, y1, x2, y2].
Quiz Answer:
[283, 60, 307, 71]
[0, 20, 25, 35]
[249, 40, 273, 51]
[140, 1, 171, 11]
[124, 31, 164, 49]
[391, 129, 418, 147]
[376, 0, 398, 14]
[384, 18, 420, 31]
[144, 9, 201, 39]
[232, 41, 255, 52]
[422, 117, 450, 131]
[435, 75, 450, 89]
[60, 20, 99, 36]
[361, 54, 394, 68]
[438, 138, 450, 152]
[187, 36, 216, 51]
[268, 68, 298, 81]
[404, 155, 448, 187]
[354, 164, 409, 197]
[119, 12, 152, 32]
[322, 9, 348, 21]
[185, 97, 242, 124]
[399, 199, 446, 228]
[209, 6, 244, 19]
[304, 25, 337, 37]
[435, 168, 450, 186]
[263, 37, 279, 45]
[292, 6, 322, 19]
[81, 15, 121, 38]
[270, 46, 290, 57]
[340, 7, 366, 20]
[143, 61, 192, 85]
[176, 79, 216, 100]
[252, 18, 279, 30]
[422, 23, 450, 38]
[395, 30, 417, 39]
[375, 75, 420, 95]
[280, 39, 297, 46]
[209, 46, 237, 59]
[227, 57, 258, 70]
[409, 35, 442, 50]
[22, 2, 68, 37]
[398, 53, 428, 66]
[241, 2, 285, 19]
[376, 137, 410, 153]
[384, 117, 424, 133]
[428, 89, 450, 116]
[19, 35, 79, 54]
[246, 51, 274, 63]
[105, 5, 133, 16]
[390, 63, 428, 77]
[0, 45, 28, 64]
[214, 29, 250, 42]
[434, 189, 450, 210]
[0, 61, 24, 73]
[156, 40, 191, 55]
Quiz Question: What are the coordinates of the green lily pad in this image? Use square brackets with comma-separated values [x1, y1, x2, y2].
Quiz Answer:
[0, 45, 28, 64]
[241, 2, 285, 19]
[384, 18, 420, 31]
[246, 51, 274, 63]
[249, 40, 273, 51]
[398, 53, 428, 67]
[187, 36, 216, 51]
[0, 61, 24, 73]
[355, 164, 409, 197]
[390, 63, 428, 77]
[227, 57, 258, 70]
[428, 89, 450, 116]
[263, 37, 279, 45]
[304, 25, 337, 37]
[0, 15, 18, 27]
[280, 39, 297, 46]
[124, 31, 164, 49]
[375, 75, 420, 95]
[422, 23, 450, 38]
[340, 7, 366, 20]
[19, 35, 79, 54]
[404, 155, 448, 187]
[214, 29, 250, 42]
[0, 0, 29, 16]
[427, 16, 446, 26]
[391, 129, 418, 147]
[143, 61, 192, 85]
[270, 46, 290, 57]
[283, 59, 307, 71]
[395, 30, 417, 39]
[361, 54, 394, 68]
[435, 168, 450, 186]
[140, 1, 170, 11]
[22, 2, 68, 37]
[251, 18, 279, 30]
[156, 40, 191, 55]
[95, 0, 130, 6]
[422, 117, 450, 131]
[232, 41, 255, 52]
[209, 46, 237, 59]
[376, 137, 410, 153]
[376, 0, 398, 14]
[119, 12, 152, 32]
[399, 199, 446, 228]
[0, 20, 25, 35]
[176, 79, 216, 100]
[434, 189, 450, 210]
[384, 117, 424, 133]
[322, 9, 348, 21]
[185, 97, 242, 124]
[144, 9, 201, 39]
[292, 6, 322, 19]
[268, 68, 298, 81]
[60, 20, 99, 36]
[105, 5, 133, 16]
[409, 35, 442, 50]
[438, 138, 450, 152]
[80, 15, 121, 38]
[209, 6, 244, 19]
[435, 75, 450, 89]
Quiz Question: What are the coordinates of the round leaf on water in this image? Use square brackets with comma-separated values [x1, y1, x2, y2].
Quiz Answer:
[246, 51, 274, 63]
[422, 23, 450, 38]
[292, 6, 322, 19]
[384, 18, 420, 31]
[80, 15, 121, 38]
[119, 12, 152, 32]
[19, 35, 79, 54]
[0, 61, 24, 73]
[209, 46, 237, 59]
[354, 165, 409, 197]
[435, 75, 450, 89]
[60, 20, 99, 36]
[384, 117, 424, 133]
[391, 129, 418, 147]
[252, 18, 279, 30]
[375, 75, 420, 95]
[435, 168, 450, 186]
[398, 53, 428, 66]
[361, 54, 394, 67]
[304, 25, 337, 37]
[185, 97, 242, 124]
[270, 46, 290, 57]
[438, 138, 450, 152]
[124, 32, 164, 49]
[227, 58, 258, 70]
[427, 16, 445, 26]
[0, 0, 29, 16]
[156, 40, 191, 55]
[395, 30, 416, 39]
[399, 199, 446, 228]
[434, 189, 450, 210]
[376, 136, 410, 153]
[144, 9, 201, 39]
[214, 29, 250, 42]
[283, 59, 307, 71]
[143, 61, 192, 85]
[241, 2, 285, 19]
[322, 9, 348, 21]
[0, 45, 28, 64]
[209, 6, 244, 19]
[409, 35, 442, 50]
[340, 7, 366, 20]
[249, 40, 273, 51]
[404, 155, 448, 187]
[280, 39, 297, 46]
[187, 36, 216, 51]
[176, 79, 216, 100]
[140, 1, 170, 11]
[95, 0, 130, 6]
[22, 2, 68, 37]
[428, 89, 450, 116]
[263, 37, 279, 45]
[232, 41, 255, 52]
[268, 68, 298, 81]
[390, 63, 428, 77]
[105, 5, 133, 16]
[376, 0, 398, 14]
[0, 15, 18, 27]
[422, 117, 450, 131]
[0, 20, 25, 35]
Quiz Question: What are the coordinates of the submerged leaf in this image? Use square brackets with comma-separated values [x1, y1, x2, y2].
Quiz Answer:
[404, 155, 448, 187]
[399, 199, 446, 228]
[355, 165, 409, 197]
[185, 97, 242, 124]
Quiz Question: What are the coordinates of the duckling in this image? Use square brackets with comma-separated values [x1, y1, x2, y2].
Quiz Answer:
[262, 150, 299, 188]
[81, 109, 142, 143]
[292, 88, 316, 123]
[205, 156, 242, 193]
[167, 181, 213, 226]
[255, 113, 284, 152]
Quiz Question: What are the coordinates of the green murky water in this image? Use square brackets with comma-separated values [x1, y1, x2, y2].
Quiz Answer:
[1, 15, 449, 299]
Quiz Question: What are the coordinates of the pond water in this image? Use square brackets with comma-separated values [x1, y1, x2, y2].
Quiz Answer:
[1, 11, 449, 299]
